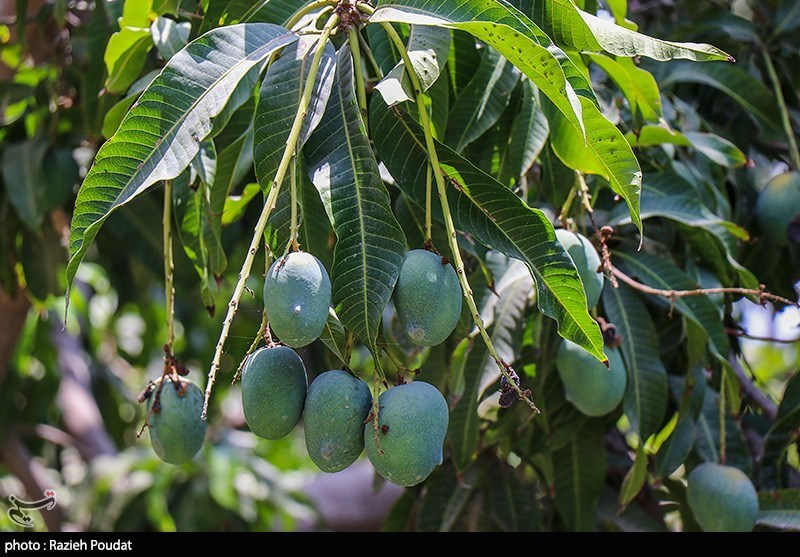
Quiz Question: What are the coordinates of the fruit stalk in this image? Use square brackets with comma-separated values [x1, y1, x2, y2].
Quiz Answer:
[762, 48, 800, 170]
[281, 0, 337, 30]
[379, 21, 538, 412]
[202, 14, 340, 418]
[162, 179, 175, 349]
[287, 157, 300, 254]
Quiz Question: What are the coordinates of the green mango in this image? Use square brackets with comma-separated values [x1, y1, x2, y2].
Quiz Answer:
[557, 339, 626, 417]
[148, 379, 206, 465]
[687, 463, 758, 532]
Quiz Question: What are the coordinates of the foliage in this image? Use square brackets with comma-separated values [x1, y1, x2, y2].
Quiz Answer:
[1, 0, 799, 532]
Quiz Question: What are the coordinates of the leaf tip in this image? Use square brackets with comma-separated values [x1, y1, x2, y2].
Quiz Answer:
[726, 54, 736, 63]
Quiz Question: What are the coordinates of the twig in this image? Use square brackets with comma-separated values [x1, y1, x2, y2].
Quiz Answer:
[202, 14, 340, 419]
[379, 19, 538, 413]
[163, 180, 175, 349]
[762, 48, 800, 170]
[725, 328, 800, 345]
[232, 310, 269, 384]
[728, 351, 778, 420]
[424, 163, 433, 243]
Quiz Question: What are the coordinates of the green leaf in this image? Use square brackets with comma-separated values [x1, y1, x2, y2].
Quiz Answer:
[20, 227, 65, 301]
[101, 70, 159, 138]
[319, 309, 348, 366]
[449, 253, 532, 471]
[770, 371, 800, 435]
[372, 0, 586, 138]
[505, 80, 549, 183]
[552, 419, 605, 531]
[371, 97, 605, 362]
[192, 140, 218, 186]
[531, 0, 731, 61]
[254, 35, 335, 193]
[681, 131, 747, 168]
[488, 459, 540, 532]
[693, 388, 750, 474]
[213, 126, 254, 202]
[757, 490, 800, 531]
[104, 26, 153, 94]
[448, 29, 480, 96]
[304, 46, 406, 350]
[238, 0, 309, 25]
[221, 183, 260, 226]
[417, 463, 474, 532]
[151, 17, 190, 60]
[588, 54, 661, 124]
[614, 251, 729, 359]
[655, 413, 695, 478]
[374, 24, 451, 106]
[619, 445, 648, 508]
[542, 95, 642, 234]
[2, 135, 48, 230]
[445, 46, 519, 152]
[602, 284, 668, 440]
[658, 61, 783, 135]
[66, 24, 296, 303]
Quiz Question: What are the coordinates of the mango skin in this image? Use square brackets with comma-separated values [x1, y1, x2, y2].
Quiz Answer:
[756, 171, 800, 246]
[365, 381, 449, 487]
[556, 340, 626, 417]
[304, 370, 372, 472]
[241, 346, 307, 440]
[148, 379, 207, 465]
[393, 249, 462, 346]
[687, 463, 759, 532]
[264, 252, 331, 347]
[555, 229, 604, 307]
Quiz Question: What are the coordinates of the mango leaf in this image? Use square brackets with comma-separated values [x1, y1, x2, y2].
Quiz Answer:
[319, 309, 348, 366]
[488, 460, 540, 532]
[104, 27, 153, 94]
[602, 284, 668, 440]
[254, 35, 335, 193]
[504, 79, 549, 183]
[552, 419, 605, 531]
[657, 61, 783, 135]
[588, 54, 661, 124]
[372, 0, 586, 138]
[693, 388, 751, 474]
[445, 46, 519, 152]
[238, 0, 310, 25]
[448, 29, 480, 96]
[221, 183, 261, 226]
[614, 251, 729, 359]
[66, 24, 297, 302]
[772, 371, 800, 434]
[449, 254, 532, 472]
[304, 46, 406, 350]
[531, 0, 731, 61]
[101, 70, 159, 138]
[619, 445, 648, 508]
[543, 95, 642, 233]
[20, 227, 65, 301]
[654, 413, 695, 478]
[2, 135, 48, 230]
[151, 17, 190, 60]
[757, 490, 800, 531]
[374, 24, 451, 106]
[682, 132, 747, 168]
[417, 463, 474, 532]
[213, 126, 254, 202]
[371, 97, 605, 362]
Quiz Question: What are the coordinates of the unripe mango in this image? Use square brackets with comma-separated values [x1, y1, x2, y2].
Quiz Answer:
[241, 346, 307, 440]
[756, 171, 800, 246]
[264, 252, 331, 347]
[304, 370, 372, 473]
[555, 229, 604, 308]
[687, 463, 758, 532]
[148, 379, 206, 465]
[393, 249, 462, 346]
[365, 381, 448, 487]
[556, 340, 626, 417]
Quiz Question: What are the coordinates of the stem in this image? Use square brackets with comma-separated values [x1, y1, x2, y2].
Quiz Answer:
[203, 14, 340, 418]
[719, 368, 727, 465]
[287, 156, 300, 253]
[280, 0, 336, 30]
[348, 27, 369, 128]
[358, 31, 384, 79]
[762, 48, 800, 170]
[558, 182, 578, 229]
[163, 180, 175, 349]
[424, 164, 433, 243]
[382, 22, 538, 412]
[232, 310, 268, 384]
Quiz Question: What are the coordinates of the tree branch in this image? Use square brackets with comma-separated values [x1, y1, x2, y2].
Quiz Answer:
[728, 351, 778, 420]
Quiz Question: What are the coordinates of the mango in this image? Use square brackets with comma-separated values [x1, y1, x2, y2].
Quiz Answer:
[687, 463, 758, 532]
[557, 340, 626, 417]
[148, 379, 206, 465]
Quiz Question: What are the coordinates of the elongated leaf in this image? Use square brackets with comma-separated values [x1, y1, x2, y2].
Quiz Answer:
[371, 97, 605, 362]
[104, 27, 153, 94]
[448, 29, 480, 96]
[445, 47, 519, 152]
[221, 183, 260, 226]
[2, 135, 48, 230]
[319, 309, 348, 366]
[552, 419, 605, 531]
[151, 17, 190, 60]
[588, 54, 661, 123]
[658, 61, 783, 135]
[254, 35, 335, 192]
[758, 490, 800, 531]
[532, 0, 730, 61]
[213, 126, 254, 201]
[619, 446, 648, 508]
[305, 46, 406, 349]
[488, 460, 540, 532]
[505, 79, 549, 183]
[602, 285, 668, 440]
[614, 251, 729, 358]
[543, 95, 642, 233]
[449, 254, 532, 471]
[372, 0, 586, 137]
[682, 132, 747, 168]
[102, 70, 160, 138]
[20, 227, 65, 301]
[655, 413, 695, 478]
[417, 464, 474, 532]
[693, 388, 750, 474]
[771, 371, 800, 435]
[66, 24, 297, 300]
[374, 24, 451, 106]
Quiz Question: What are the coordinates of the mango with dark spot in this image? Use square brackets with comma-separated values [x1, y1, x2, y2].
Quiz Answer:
[304, 370, 372, 472]
[556, 340, 626, 417]
[148, 379, 206, 465]
[241, 346, 307, 440]
[264, 252, 331, 347]
[687, 463, 758, 532]
[365, 381, 448, 487]
[393, 249, 462, 346]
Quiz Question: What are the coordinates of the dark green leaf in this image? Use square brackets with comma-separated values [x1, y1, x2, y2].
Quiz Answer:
[619, 446, 648, 508]
[757, 490, 800, 531]
[655, 413, 695, 479]
[2, 135, 48, 230]
[488, 460, 540, 532]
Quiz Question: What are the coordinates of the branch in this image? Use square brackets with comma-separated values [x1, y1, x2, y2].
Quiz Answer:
[728, 351, 778, 420]
[725, 327, 800, 345]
